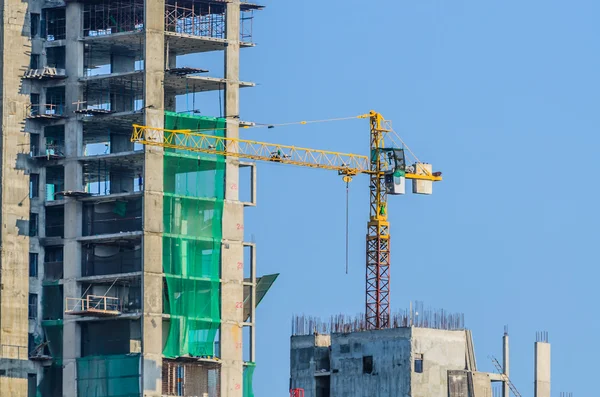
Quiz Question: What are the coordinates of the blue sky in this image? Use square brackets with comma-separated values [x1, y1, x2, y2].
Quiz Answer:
[188, 1, 600, 395]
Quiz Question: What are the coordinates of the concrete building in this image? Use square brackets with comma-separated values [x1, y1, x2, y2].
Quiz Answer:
[0, 0, 272, 396]
[290, 312, 551, 397]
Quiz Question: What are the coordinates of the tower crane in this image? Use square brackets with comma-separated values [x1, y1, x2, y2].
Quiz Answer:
[131, 111, 442, 329]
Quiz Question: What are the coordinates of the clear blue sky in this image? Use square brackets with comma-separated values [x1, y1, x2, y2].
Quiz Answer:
[190, 1, 600, 395]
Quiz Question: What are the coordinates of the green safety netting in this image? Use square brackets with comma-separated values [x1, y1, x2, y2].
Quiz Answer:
[163, 112, 225, 358]
[243, 362, 256, 397]
[42, 284, 63, 321]
[38, 322, 63, 396]
[76, 354, 141, 397]
[37, 364, 63, 397]
[42, 321, 63, 360]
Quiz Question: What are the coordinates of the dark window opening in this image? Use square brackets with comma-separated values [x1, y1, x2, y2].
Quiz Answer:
[414, 353, 424, 373]
[29, 253, 38, 277]
[30, 93, 40, 116]
[27, 373, 37, 397]
[30, 13, 40, 37]
[46, 46, 65, 69]
[315, 375, 330, 397]
[30, 133, 40, 156]
[81, 320, 131, 356]
[30, 173, 39, 198]
[363, 355, 373, 374]
[29, 213, 38, 237]
[28, 294, 38, 319]
[45, 206, 64, 237]
[28, 333, 35, 354]
[44, 246, 64, 281]
[30, 54, 40, 69]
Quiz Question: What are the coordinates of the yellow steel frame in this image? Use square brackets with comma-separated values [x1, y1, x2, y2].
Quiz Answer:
[131, 124, 442, 182]
[366, 111, 391, 329]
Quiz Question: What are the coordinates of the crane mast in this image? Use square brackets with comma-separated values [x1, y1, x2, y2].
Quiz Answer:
[366, 112, 391, 329]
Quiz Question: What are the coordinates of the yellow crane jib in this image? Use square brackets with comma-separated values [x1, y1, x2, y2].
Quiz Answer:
[130, 124, 442, 184]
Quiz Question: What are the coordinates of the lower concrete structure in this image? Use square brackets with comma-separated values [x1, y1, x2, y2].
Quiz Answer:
[290, 313, 551, 397]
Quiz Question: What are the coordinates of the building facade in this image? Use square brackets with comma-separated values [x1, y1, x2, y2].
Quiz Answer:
[0, 0, 264, 395]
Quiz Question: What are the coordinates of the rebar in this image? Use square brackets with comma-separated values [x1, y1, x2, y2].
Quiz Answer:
[291, 301, 465, 336]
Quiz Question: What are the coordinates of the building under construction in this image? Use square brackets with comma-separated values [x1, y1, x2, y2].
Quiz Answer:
[290, 307, 552, 397]
[0, 0, 273, 396]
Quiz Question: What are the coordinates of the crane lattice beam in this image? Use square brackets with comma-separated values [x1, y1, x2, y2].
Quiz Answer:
[131, 124, 442, 182]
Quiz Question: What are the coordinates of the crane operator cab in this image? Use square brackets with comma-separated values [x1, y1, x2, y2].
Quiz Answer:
[381, 148, 407, 195]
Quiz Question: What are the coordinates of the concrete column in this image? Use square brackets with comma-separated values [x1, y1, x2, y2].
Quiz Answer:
[141, 0, 165, 393]
[62, 3, 84, 396]
[0, 0, 33, 393]
[502, 331, 509, 397]
[534, 341, 551, 397]
[221, 2, 245, 396]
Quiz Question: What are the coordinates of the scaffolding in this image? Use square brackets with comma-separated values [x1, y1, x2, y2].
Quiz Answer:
[81, 73, 144, 114]
[162, 359, 220, 397]
[42, 8, 66, 41]
[81, 0, 255, 41]
[83, 0, 144, 37]
[165, 1, 225, 38]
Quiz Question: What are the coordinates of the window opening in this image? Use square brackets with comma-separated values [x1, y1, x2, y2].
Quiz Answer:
[30, 54, 40, 69]
[362, 356, 373, 374]
[30, 173, 39, 198]
[414, 353, 424, 373]
[29, 213, 38, 237]
[28, 294, 38, 319]
[29, 253, 38, 277]
[30, 13, 40, 37]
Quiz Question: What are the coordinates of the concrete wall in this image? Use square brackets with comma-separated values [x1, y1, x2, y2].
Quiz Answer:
[411, 328, 468, 397]
[330, 328, 412, 397]
[472, 372, 493, 397]
[291, 328, 475, 397]
[0, 0, 35, 392]
[290, 335, 326, 397]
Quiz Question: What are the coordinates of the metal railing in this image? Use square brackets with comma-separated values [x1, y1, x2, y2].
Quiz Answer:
[27, 103, 65, 117]
[65, 295, 122, 315]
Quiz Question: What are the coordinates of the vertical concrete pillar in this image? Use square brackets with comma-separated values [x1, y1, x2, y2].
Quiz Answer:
[62, 3, 84, 395]
[502, 330, 509, 397]
[534, 341, 551, 397]
[221, 2, 245, 397]
[0, 0, 33, 393]
[142, 0, 165, 393]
